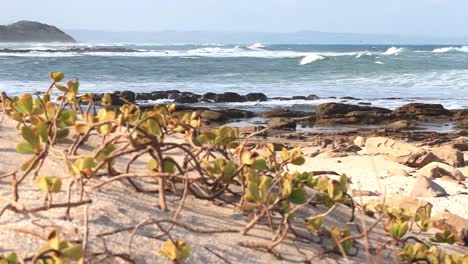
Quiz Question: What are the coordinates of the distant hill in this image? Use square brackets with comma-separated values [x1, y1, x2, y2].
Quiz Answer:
[68, 29, 468, 45]
[0, 21, 75, 43]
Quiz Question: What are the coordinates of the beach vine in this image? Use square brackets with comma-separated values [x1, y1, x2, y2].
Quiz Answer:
[0, 72, 466, 263]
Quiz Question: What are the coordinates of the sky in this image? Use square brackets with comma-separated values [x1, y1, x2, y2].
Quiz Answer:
[1, 0, 467, 37]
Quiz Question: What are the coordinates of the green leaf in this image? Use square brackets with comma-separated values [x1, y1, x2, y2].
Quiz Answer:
[291, 156, 305, 165]
[305, 216, 324, 232]
[47, 230, 61, 250]
[61, 246, 84, 261]
[159, 240, 190, 261]
[16, 141, 35, 154]
[75, 157, 96, 171]
[288, 188, 307, 204]
[49, 71, 65, 82]
[390, 221, 409, 240]
[21, 126, 40, 148]
[282, 179, 292, 197]
[147, 159, 158, 171]
[55, 84, 68, 92]
[241, 149, 253, 165]
[16, 93, 33, 113]
[49, 177, 62, 193]
[55, 128, 70, 140]
[252, 159, 268, 171]
[163, 158, 177, 174]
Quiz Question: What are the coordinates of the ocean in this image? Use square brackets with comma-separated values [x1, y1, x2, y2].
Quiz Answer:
[0, 43, 467, 111]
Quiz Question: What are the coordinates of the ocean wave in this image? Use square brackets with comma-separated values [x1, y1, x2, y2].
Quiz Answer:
[432, 46, 468, 53]
[247, 43, 266, 50]
[299, 54, 325, 65]
[383, 47, 404, 55]
[5, 45, 463, 59]
[374, 61, 384, 64]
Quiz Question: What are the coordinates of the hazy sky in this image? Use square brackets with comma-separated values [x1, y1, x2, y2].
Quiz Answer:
[1, 0, 467, 37]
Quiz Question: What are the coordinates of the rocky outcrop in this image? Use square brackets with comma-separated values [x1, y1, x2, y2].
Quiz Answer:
[261, 108, 310, 118]
[415, 162, 465, 181]
[431, 210, 468, 237]
[365, 137, 437, 168]
[267, 118, 296, 130]
[393, 103, 452, 120]
[366, 196, 432, 216]
[0, 21, 75, 43]
[410, 176, 447, 197]
[430, 145, 465, 167]
[214, 92, 247, 103]
[245, 93, 267, 102]
[315, 103, 392, 125]
[313, 102, 457, 126]
[200, 109, 254, 123]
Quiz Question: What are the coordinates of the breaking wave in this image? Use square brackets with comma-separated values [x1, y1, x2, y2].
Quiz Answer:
[432, 46, 468, 53]
[383, 47, 404, 55]
[299, 54, 325, 65]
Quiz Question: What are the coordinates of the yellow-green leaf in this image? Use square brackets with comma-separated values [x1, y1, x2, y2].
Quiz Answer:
[16, 141, 35, 154]
[49, 71, 64, 82]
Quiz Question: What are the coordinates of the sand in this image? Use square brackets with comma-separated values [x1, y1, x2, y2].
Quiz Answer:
[1, 115, 467, 263]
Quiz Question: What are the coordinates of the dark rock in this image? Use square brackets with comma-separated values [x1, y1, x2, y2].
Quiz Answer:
[387, 120, 414, 130]
[270, 97, 292, 101]
[136, 92, 152, 101]
[202, 92, 217, 102]
[267, 118, 296, 130]
[201, 109, 254, 123]
[0, 21, 76, 43]
[292, 96, 307, 100]
[315, 103, 392, 124]
[201, 110, 226, 122]
[214, 92, 246, 103]
[261, 108, 310, 118]
[306, 94, 320, 100]
[393, 103, 452, 117]
[174, 94, 200, 104]
[297, 115, 317, 127]
[150, 91, 171, 100]
[358, 102, 372, 105]
[341, 96, 361, 100]
[239, 126, 265, 135]
[117, 91, 136, 103]
[103, 92, 124, 106]
[245, 93, 267, 102]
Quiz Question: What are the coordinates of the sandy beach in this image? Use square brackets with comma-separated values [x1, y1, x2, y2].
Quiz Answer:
[1, 102, 467, 263]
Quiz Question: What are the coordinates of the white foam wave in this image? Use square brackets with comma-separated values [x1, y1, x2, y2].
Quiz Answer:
[355, 52, 373, 58]
[383, 47, 404, 55]
[375, 61, 384, 64]
[432, 46, 468, 53]
[0, 46, 427, 59]
[247, 43, 266, 50]
[299, 54, 325, 65]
